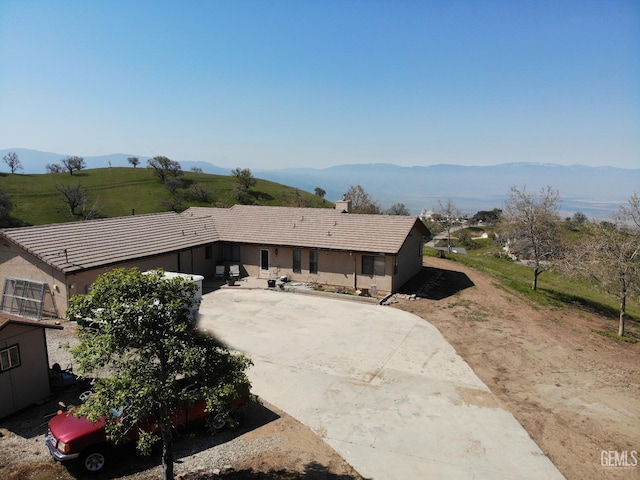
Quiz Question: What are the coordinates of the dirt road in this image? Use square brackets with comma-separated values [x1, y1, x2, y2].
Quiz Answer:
[394, 257, 639, 480]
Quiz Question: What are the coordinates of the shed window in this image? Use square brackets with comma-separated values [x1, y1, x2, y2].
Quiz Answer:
[362, 255, 385, 276]
[0, 345, 20, 372]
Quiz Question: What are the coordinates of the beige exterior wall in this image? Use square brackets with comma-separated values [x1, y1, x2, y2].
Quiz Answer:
[0, 324, 51, 418]
[392, 223, 425, 290]
[0, 244, 66, 318]
[235, 244, 397, 294]
[0, 241, 220, 318]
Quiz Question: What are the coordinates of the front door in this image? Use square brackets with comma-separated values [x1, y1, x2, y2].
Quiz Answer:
[260, 249, 270, 277]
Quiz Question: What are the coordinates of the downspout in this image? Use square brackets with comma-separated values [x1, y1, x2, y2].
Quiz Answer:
[351, 252, 357, 290]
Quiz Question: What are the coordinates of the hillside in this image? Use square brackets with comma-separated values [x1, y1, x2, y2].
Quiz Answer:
[0, 168, 332, 226]
[3, 148, 638, 218]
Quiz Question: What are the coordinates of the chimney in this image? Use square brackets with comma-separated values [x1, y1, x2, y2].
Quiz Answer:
[335, 199, 351, 213]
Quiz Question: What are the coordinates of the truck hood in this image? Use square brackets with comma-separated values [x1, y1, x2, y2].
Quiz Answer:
[48, 410, 106, 445]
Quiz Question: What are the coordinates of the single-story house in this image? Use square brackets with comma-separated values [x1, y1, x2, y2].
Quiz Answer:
[0, 312, 63, 418]
[0, 202, 429, 318]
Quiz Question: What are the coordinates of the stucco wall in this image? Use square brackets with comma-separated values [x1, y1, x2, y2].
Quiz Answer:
[392, 223, 425, 290]
[0, 244, 65, 318]
[236, 244, 395, 294]
[0, 324, 51, 418]
[0, 242, 219, 318]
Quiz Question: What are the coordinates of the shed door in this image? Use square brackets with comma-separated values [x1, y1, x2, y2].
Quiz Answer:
[260, 249, 270, 277]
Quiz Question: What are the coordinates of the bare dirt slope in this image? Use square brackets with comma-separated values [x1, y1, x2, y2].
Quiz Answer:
[394, 257, 639, 480]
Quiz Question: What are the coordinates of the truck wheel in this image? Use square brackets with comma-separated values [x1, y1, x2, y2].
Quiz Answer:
[211, 413, 226, 430]
[81, 447, 108, 472]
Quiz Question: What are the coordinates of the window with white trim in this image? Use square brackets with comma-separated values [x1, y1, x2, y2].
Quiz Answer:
[0, 345, 20, 372]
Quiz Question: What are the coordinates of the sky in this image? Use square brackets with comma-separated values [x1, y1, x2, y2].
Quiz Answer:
[0, 0, 638, 170]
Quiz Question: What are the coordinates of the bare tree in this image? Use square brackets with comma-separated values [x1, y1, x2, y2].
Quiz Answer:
[343, 185, 381, 214]
[46, 163, 63, 174]
[147, 156, 182, 183]
[189, 183, 212, 203]
[3, 151, 22, 174]
[563, 198, 639, 336]
[501, 186, 562, 290]
[128, 156, 140, 168]
[437, 198, 461, 252]
[55, 183, 87, 216]
[61, 156, 86, 175]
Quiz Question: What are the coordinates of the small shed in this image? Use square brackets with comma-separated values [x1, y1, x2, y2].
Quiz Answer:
[0, 313, 63, 418]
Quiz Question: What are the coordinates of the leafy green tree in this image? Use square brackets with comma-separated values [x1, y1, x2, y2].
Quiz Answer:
[3, 151, 22, 174]
[314, 187, 326, 198]
[67, 268, 253, 480]
[127, 156, 140, 168]
[501, 186, 562, 290]
[231, 167, 257, 190]
[147, 156, 183, 183]
[386, 203, 410, 216]
[471, 208, 502, 225]
[61, 156, 86, 175]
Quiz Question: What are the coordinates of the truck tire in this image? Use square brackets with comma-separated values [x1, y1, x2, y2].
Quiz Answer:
[80, 446, 108, 473]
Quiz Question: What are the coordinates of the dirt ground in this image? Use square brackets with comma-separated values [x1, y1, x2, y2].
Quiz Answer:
[2, 257, 638, 480]
[394, 257, 640, 480]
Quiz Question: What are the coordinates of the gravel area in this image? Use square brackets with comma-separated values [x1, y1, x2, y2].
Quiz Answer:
[0, 319, 362, 480]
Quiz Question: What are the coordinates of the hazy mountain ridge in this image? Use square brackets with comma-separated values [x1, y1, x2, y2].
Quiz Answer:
[2, 148, 637, 218]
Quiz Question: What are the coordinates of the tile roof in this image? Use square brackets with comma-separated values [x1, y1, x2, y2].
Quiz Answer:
[2, 212, 219, 273]
[1, 206, 428, 274]
[0, 312, 63, 331]
[183, 205, 428, 253]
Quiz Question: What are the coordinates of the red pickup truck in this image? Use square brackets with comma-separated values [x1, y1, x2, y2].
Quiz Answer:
[46, 384, 239, 473]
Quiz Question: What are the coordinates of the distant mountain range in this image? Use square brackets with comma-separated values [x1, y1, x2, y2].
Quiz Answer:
[2, 148, 638, 218]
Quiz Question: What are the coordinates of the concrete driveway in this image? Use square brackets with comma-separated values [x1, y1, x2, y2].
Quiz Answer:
[198, 289, 564, 480]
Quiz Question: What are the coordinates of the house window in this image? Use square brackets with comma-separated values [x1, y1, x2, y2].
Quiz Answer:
[0, 345, 20, 372]
[362, 255, 385, 276]
[293, 250, 302, 273]
[205, 244, 214, 260]
[222, 244, 240, 262]
[309, 250, 318, 274]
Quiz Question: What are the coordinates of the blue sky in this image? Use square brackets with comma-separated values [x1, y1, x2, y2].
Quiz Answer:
[1, 0, 638, 169]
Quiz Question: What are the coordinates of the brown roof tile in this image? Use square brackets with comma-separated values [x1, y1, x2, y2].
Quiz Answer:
[1, 206, 428, 274]
[183, 205, 428, 253]
[2, 212, 219, 273]
[0, 312, 63, 331]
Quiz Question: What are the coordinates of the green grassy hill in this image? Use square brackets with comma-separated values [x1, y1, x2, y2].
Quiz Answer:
[0, 168, 332, 226]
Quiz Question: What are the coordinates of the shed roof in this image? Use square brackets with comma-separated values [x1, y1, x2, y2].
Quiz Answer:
[0, 312, 63, 331]
[1, 206, 428, 274]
